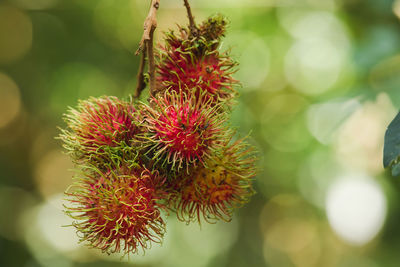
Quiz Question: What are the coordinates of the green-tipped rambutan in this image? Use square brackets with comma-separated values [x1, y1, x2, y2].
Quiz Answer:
[167, 137, 256, 223]
[59, 96, 140, 165]
[141, 91, 230, 172]
[156, 15, 238, 103]
[65, 164, 167, 255]
[198, 13, 229, 43]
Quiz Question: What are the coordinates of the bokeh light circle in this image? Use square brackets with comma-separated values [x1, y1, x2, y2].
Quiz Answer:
[0, 72, 21, 129]
[0, 5, 32, 64]
[326, 174, 386, 246]
[34, 150, 74, 199]
[222, 31, 270, 90]
[284, 38, 343, 95]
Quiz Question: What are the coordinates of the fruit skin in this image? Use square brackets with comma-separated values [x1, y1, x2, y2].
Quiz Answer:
[156, 14, 238, 104]
[141, 90, 230, 173]
[59, 96, 140, 166]
[64, 163, 167, 255]
[166, 137, 257, 223]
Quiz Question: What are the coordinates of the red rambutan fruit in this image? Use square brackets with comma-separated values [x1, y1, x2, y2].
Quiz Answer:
[156, 15, 238, 103]
[141, 91, 230, 172]
[168, 137, 257, 223]
[60, 96, 139, 163]
[65, 164, 167, 255]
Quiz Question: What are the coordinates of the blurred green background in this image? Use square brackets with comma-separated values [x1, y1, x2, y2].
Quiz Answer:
[1, 0, 400, 266]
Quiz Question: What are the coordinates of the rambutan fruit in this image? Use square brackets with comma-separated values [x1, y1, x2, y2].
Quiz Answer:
[65, 164, 167, 255]
[141, 91, 230, 172]
[198, 13, 229, 44]
[156, 15, 238, 103]
[58, 6, 259, 256]
[168, 137, 257, 223]
[59, 96, 140, 164]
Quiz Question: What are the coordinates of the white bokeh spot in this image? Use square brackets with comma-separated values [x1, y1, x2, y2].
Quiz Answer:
[326, 174, 386, 246]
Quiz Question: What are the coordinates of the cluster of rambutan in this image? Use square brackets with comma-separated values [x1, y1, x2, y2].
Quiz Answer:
[60, 14, 257, 255]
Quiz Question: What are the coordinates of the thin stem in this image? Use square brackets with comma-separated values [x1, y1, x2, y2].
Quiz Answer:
[183, 0, 197, 36]
[135, 0, 160, 97]
[147, 25, 156, 96]
[134, 49, 147, 99]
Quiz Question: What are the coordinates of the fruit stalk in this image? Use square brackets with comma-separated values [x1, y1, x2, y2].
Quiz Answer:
[135, 0, 160, 97]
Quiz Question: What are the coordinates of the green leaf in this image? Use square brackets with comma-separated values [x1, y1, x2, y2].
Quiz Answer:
[392, 162, 400, 177]
[383, 111, 400, 176]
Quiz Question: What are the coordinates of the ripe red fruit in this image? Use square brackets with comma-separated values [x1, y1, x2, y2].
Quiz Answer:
[60, 96, 139, 163]
[156, 15, 238, 103]
[142, 91, 229, 171]
[65, 164, 166, 254]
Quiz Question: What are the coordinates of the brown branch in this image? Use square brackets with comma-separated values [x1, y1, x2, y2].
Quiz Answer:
[147, 25, 156, 96]
[135, 0, 160, 97]
[136, 0, 160, 55]
[134, 49, 147, 99]
[183, 0, 198, 36]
